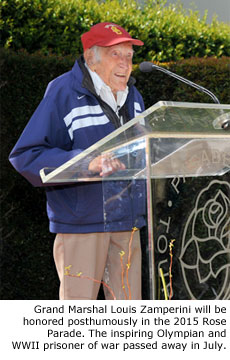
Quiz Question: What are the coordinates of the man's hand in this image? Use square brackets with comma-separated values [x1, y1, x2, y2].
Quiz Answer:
[88, 154, 126, 176]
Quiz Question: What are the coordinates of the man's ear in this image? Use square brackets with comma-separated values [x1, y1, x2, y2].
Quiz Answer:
[84, 48, 96, 70]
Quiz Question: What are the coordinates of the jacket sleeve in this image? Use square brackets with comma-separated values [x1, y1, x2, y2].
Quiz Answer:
[127, 86, 145, 119]
[137, 88, 145, 112]
[9, 96, 82, 187]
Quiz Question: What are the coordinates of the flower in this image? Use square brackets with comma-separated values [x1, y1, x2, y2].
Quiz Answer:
[180, 180, 230, 299]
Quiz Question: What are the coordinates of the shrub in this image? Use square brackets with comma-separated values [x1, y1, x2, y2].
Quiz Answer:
[0, 49, 69, 299]
[1, 0, 230, 61]
[134, 56, 230, 107]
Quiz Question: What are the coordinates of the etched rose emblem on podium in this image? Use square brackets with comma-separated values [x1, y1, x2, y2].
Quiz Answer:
[179, 180, 230, 299]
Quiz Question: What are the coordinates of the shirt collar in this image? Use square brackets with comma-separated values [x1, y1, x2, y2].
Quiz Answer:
[85, 62, 128, 113]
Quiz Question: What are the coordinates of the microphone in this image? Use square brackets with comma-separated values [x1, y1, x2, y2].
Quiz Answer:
[139, 61, 220, 104]
[213, 112, 230, 130]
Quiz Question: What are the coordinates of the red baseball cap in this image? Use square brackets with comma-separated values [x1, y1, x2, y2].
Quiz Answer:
[81, 22, 144, 51]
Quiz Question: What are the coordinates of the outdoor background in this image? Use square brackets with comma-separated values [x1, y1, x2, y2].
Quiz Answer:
[0, 0, 230, 299]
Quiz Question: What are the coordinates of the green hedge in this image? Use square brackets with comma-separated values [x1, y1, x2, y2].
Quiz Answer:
[0, 49, 229, 299]
[1, 0, 230, 61]
[135, 56, 230, 106]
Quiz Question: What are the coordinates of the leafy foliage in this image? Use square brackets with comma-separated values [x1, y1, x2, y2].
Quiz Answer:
[1, 0, 230, 61]
[134, 56, 230, 107]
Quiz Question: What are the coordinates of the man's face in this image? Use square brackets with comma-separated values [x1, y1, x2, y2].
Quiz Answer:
[92, 43, 133, 96]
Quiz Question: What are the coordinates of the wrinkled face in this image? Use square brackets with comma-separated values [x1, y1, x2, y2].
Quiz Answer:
[88, 42, 134, 96]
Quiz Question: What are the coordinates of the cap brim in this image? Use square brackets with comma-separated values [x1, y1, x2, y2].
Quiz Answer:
[97, 37, 144, 47]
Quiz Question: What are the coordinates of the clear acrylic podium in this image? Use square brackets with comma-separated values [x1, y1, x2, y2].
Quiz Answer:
[40, 101, 230, 300]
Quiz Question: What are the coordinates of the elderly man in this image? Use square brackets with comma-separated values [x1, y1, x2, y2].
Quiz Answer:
[9, 22, 145, 300]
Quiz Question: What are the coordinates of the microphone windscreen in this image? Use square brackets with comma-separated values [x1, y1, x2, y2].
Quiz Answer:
[139, 61, 154, 72]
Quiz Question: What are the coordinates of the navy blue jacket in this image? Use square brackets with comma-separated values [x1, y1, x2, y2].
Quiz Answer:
[9, 57, 146, 233]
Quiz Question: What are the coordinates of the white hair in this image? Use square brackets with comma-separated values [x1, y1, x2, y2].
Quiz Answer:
[84, 45, 102, 68]
[91, 45, 102, 62]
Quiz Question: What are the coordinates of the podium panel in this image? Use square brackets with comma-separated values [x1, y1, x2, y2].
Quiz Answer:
[151, 175, 230, 300]
[40, 101, 230, 300]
